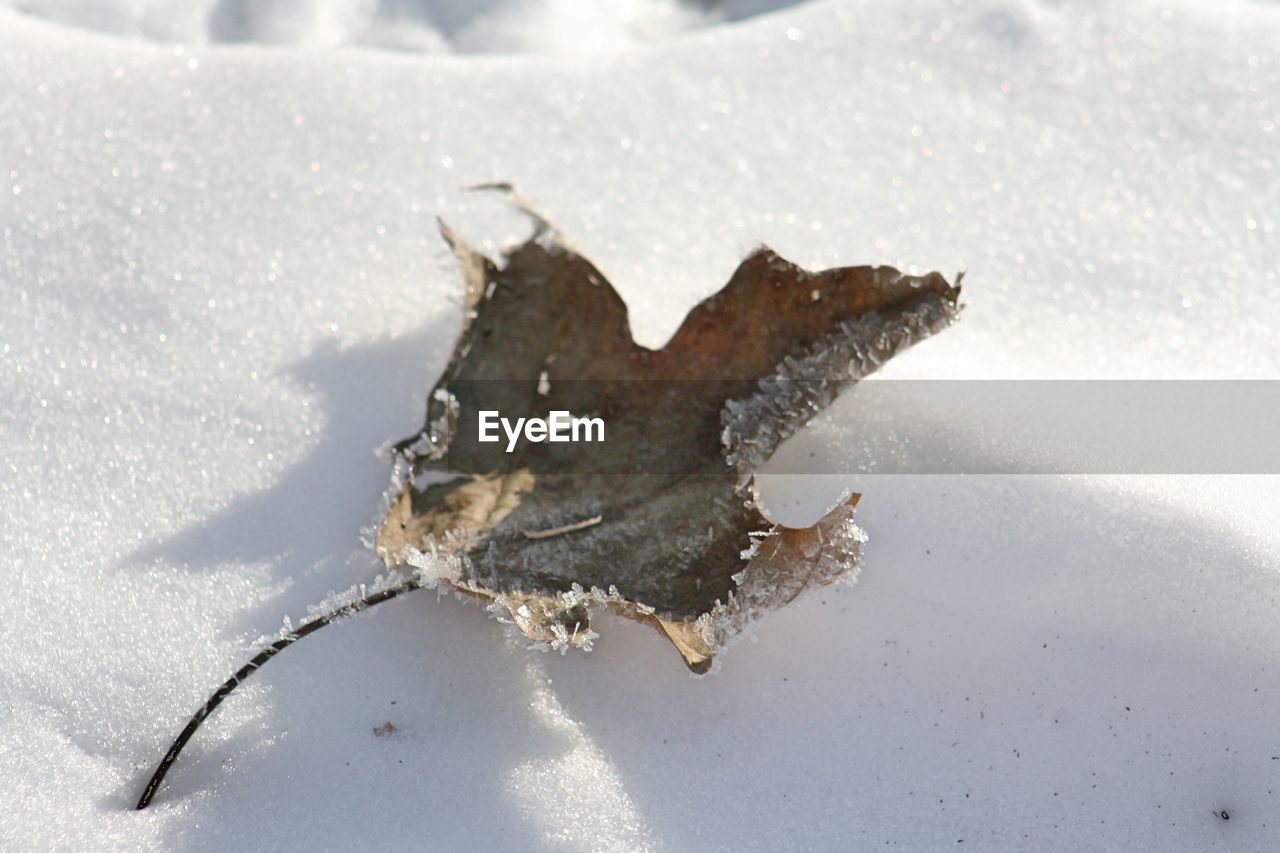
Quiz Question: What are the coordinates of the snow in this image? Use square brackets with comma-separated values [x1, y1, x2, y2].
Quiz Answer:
[1, 0, 1278, 849]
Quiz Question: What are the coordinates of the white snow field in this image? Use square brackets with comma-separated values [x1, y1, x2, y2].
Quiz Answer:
[2, 0, 1279, 849]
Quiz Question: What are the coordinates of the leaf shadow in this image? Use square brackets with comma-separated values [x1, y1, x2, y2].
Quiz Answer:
[131, 318, 454, 593]
[115, 321, 601, 850]
[133, 589, 605, 852]
[532, 474, 1280, 849]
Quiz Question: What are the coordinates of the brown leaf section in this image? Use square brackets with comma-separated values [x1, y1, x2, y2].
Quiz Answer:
[378, 195, 961, 671]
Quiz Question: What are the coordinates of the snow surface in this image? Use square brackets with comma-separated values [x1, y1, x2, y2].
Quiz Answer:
[2, 0, 1279, 849]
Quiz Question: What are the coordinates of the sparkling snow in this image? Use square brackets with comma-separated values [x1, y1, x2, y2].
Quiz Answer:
[1, 0, 1278, 849]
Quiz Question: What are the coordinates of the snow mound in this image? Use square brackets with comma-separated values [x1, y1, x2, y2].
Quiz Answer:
[2, 0, 1279, 850]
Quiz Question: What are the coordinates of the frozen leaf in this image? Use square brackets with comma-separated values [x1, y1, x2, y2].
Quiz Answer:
[378, 192, 962, 672]
[135, 201, 960, 809]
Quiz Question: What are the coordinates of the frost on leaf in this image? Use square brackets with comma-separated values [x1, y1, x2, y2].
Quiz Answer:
[376, 194, 961, 673]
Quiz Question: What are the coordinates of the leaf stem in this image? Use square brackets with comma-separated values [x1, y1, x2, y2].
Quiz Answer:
[135, 575, 425, 810]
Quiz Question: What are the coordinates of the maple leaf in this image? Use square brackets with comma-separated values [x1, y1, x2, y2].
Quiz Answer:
[133, 197, 961, 809]
[377, 194, 962, 672]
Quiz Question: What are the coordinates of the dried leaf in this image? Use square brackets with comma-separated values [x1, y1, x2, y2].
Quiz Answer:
[377, 196, 961, 672]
